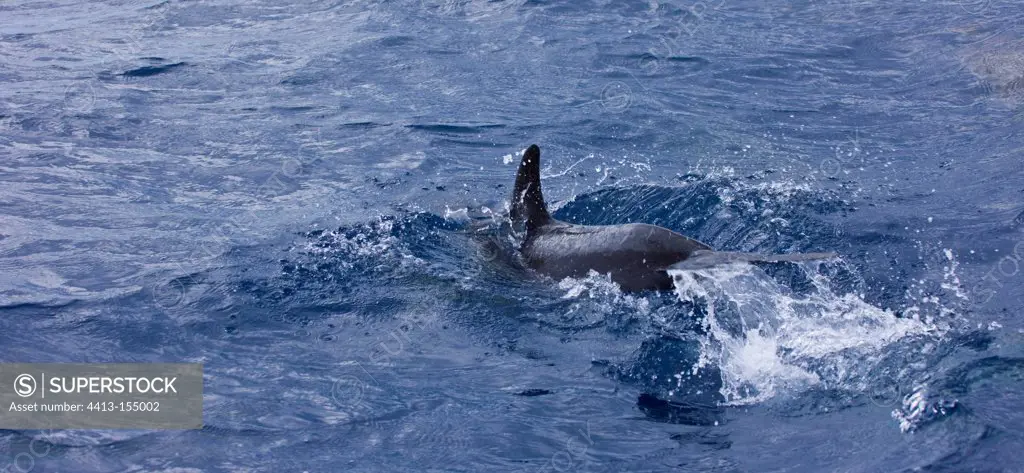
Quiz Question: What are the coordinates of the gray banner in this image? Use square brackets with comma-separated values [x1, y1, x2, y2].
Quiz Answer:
[0, 363, 202, 429]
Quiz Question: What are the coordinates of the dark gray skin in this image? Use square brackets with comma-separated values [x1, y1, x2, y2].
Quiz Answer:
[509, 145, 836, 292]
[522, 221, 709, 291]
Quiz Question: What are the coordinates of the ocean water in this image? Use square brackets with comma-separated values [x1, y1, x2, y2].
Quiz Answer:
[1, 0, 1023, 471]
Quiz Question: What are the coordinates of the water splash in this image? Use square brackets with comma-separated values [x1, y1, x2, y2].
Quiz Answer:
[669, 261, 944, 405]
[891, 384, 958, 433]
[556, 271, 652, 330]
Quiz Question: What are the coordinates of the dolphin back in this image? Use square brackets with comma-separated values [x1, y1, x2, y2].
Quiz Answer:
[504, 144, 838, 291]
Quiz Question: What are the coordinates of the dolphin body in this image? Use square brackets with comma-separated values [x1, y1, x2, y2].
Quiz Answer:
[509, 145, 836, 292]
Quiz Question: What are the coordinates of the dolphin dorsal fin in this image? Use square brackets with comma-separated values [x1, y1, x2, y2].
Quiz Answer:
[510, 144, 552, 233]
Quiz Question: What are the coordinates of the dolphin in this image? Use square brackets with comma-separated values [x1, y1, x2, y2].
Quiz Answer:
[509, 144, 837, 291]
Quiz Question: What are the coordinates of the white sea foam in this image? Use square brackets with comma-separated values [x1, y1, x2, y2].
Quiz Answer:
[669, 261, 944, 405]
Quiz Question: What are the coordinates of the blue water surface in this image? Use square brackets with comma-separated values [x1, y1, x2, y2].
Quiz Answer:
[2, 0, 1023, 471]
